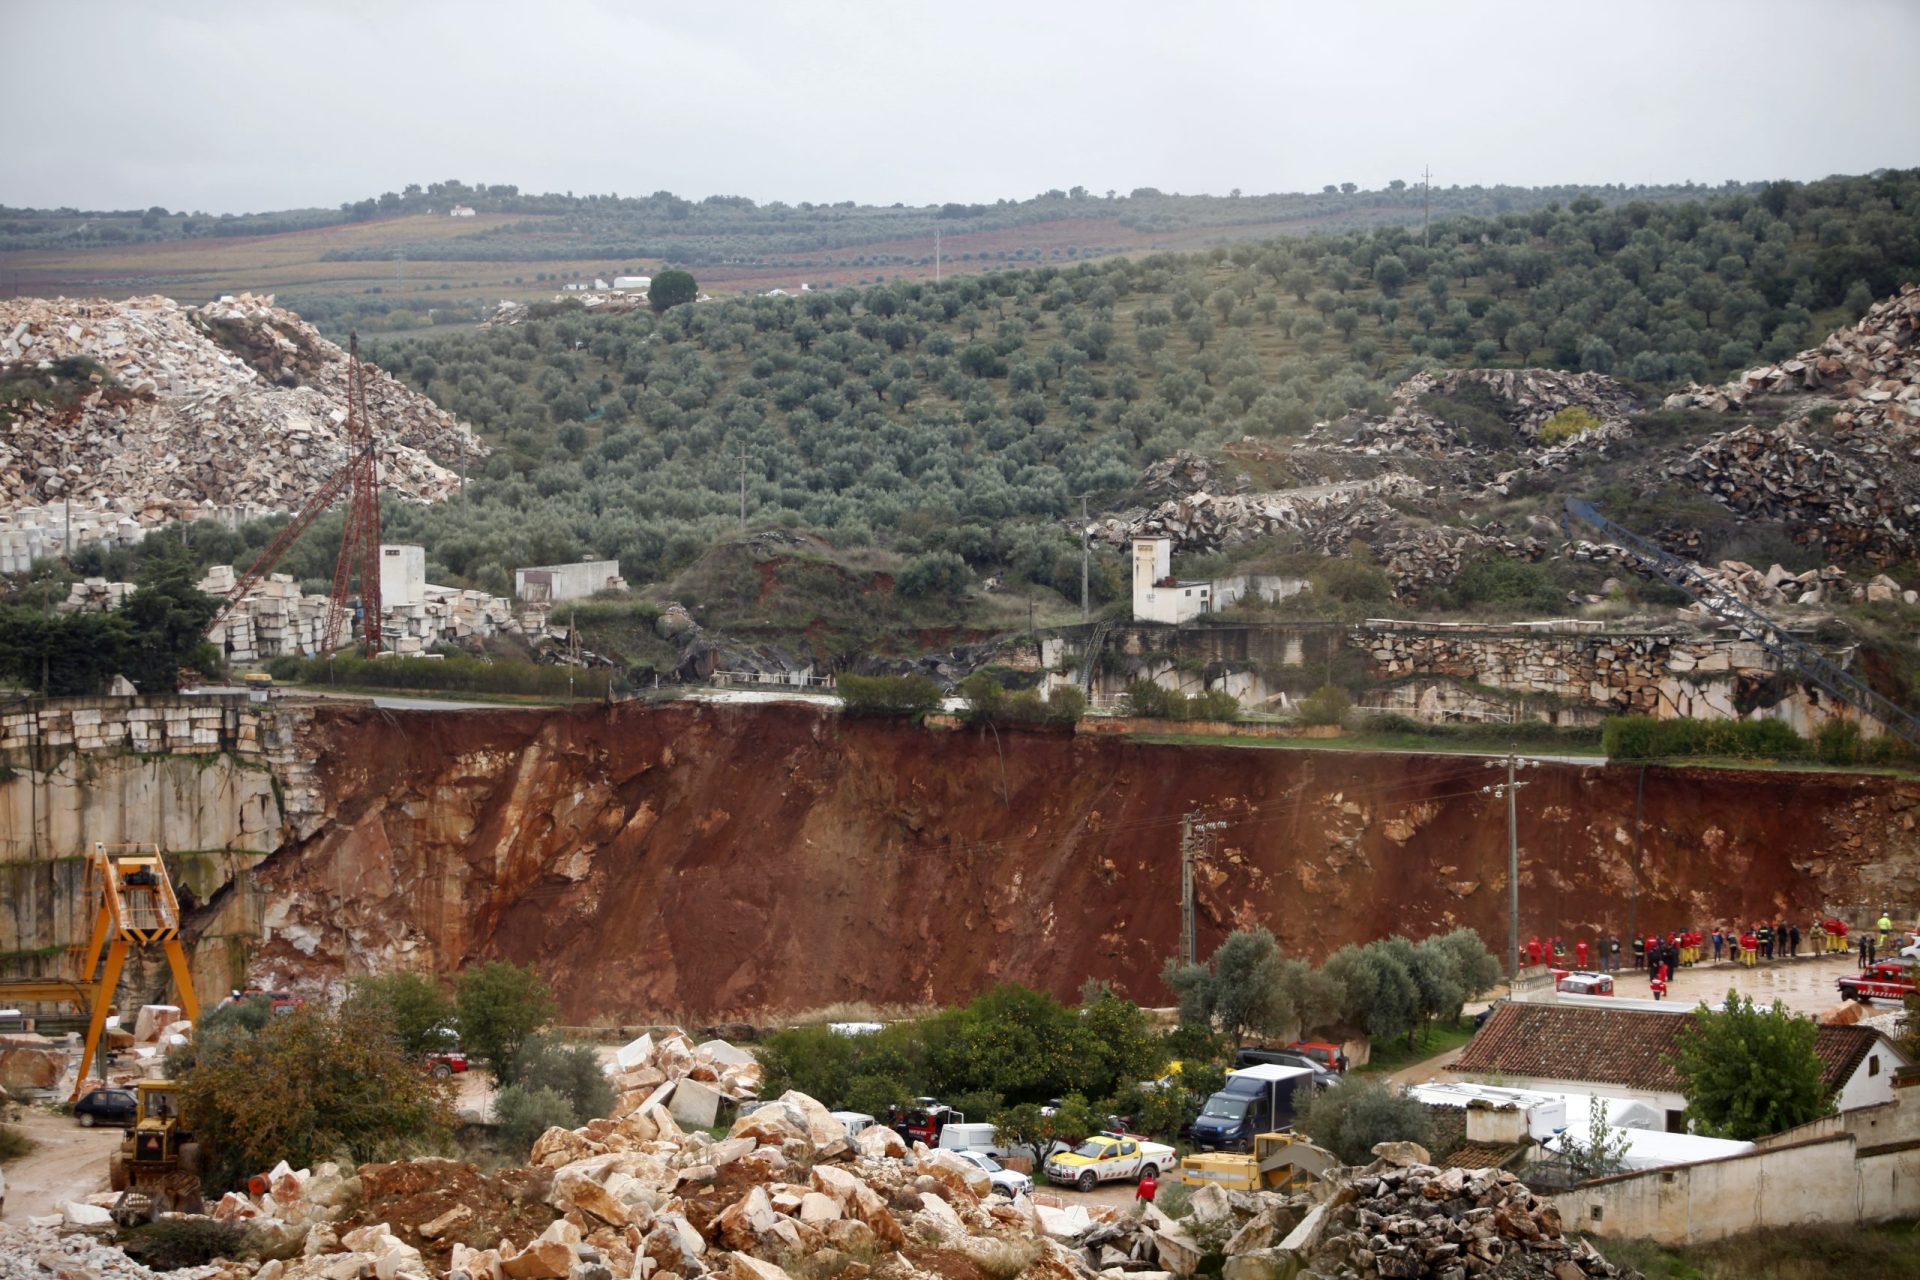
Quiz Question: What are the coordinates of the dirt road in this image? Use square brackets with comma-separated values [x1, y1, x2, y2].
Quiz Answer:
[1, 1107, 120, 1222]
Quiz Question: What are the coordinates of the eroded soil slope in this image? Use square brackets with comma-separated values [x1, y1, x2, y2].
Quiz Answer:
[251, 703, 1920, 1021]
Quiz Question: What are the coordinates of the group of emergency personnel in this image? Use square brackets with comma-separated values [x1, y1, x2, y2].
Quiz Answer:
[1519, 912, 1904, 994]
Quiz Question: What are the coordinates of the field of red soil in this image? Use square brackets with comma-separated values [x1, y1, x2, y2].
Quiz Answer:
[249, 702, 1920, 1022]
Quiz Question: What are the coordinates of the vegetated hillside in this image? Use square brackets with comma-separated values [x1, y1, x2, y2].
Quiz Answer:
[252, 700, 1920, 1020]
[5, 177, 1735, 337]
[348, 172, 1918, 605]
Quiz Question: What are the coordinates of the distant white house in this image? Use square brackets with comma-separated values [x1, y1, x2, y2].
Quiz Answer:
[1130, 536, 1307, 625]
[763, 284, 813, 298]
[448, 205, 476, 218]
[613, 275, 652, 291]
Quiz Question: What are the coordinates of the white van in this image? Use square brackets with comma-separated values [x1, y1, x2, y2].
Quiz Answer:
[935, 1121, 1009, 1159]
[831, 1110, 876, 1137]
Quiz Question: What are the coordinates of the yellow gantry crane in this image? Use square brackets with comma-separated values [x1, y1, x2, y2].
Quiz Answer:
[66, 843, 201, 1098]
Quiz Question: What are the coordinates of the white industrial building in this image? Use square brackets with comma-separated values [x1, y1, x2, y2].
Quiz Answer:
[1130, 536, 1307, 625]
[515, 558, 626, 604]
[613, 275, 652, 291]
[379, 544, 426, 608]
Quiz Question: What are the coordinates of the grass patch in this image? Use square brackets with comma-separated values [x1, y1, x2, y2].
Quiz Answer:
[1354, 1019, 1476, 1076]
[1588, 1221, 1920, 1280]
[1132, 731, 1607, 758]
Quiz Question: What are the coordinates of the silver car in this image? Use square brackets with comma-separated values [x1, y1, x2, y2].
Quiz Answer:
[951, 1149, 1033, 1198]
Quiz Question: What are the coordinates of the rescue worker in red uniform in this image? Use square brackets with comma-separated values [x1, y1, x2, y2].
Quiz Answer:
[1527, 936, 1544, 966]
[1575, 938, 1590, 969]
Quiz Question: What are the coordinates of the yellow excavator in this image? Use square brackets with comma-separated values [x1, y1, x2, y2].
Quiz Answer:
[1174, 1132, 1339, 1192]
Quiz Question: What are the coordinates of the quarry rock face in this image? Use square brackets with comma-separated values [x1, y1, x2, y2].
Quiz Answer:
[0, 292, 486, 522]
[245, 702, 1920, 1020]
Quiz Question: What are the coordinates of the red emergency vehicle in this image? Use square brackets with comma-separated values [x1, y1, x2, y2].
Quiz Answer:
[1838, 959, 1917, 1003]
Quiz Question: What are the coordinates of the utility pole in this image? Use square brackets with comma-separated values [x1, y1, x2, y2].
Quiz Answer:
[1180, 810, 1227, 967]
[1080, 495, 1091, 622]
[1422, 165, 1432, 249]
[737, 443, 750, 529]
[1483, 749, 1539, 979]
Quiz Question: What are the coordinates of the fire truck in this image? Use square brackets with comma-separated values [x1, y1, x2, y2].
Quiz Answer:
[1837, 958, 1918, 1003]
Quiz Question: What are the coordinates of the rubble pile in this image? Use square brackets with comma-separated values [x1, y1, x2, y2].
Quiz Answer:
[1662, 282, 1920, 433]
[1321, 369, 1637, 459]
[0, 1221, 246, 1280]
[1295, 1147, 1634, 1280]
[189, 565, 536, 662]
[188, 1089, 1075, 1280]
[1376, 527, 1547, 600]
[1665, 421, 1918, 562]
[0, 293, 486, 521]
[1562, 542, 1917, 612]
[1089, 475, 1427, 555]
[1141, 450, 1218, 495]
[602, 1030, 765, 1130]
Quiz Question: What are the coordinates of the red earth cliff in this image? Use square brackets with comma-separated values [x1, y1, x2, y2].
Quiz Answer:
[247, 701, 1920, 1021]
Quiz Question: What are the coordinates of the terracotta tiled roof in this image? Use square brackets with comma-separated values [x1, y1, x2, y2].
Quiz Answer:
[1440, 1141, 1528, 1170]
[1450, 1003, 1898, 1096]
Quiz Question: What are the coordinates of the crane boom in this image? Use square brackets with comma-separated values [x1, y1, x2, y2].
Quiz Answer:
[1564, 498, 1920, 748]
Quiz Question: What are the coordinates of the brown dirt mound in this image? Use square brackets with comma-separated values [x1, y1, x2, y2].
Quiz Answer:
[337, 1159, 556, 1266]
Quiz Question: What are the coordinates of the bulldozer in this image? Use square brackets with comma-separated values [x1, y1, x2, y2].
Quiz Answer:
[107, 1080, 204, 1222]
[1174, 1131, 1339, 1193]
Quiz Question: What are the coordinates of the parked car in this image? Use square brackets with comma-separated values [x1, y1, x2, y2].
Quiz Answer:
[1473, 998, 1509, 1031]
[1043, 1132, 1177, 1192]
[73, 1087, 138, 1128]
[1839, 959, 1918, 1003]
[949, 1149, 1032, 1198]
[425, 1050, 469, 1078]
[1287, 1041, 1349, 1074]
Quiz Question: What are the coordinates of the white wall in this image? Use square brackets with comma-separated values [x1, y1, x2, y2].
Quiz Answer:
[1555, 1088, 1920, 1244]
[515, 559, 623, 604]
[1132, 538, 1212, 624]
[1833, 1041, 1909, 1112]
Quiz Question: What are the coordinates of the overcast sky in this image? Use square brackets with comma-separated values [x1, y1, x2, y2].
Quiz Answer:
[6, 0, 1918, 214]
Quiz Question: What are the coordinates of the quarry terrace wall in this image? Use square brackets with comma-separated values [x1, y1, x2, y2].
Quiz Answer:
[244, 701, 1919, 1022]
[1048, 621, 1866, 734]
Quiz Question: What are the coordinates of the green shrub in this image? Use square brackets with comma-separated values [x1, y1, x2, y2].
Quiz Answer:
[1123, 679, 1186, 719]
[897, 551, 972, 600]
[1312, 559, 1392, 604]
[1296, 685, 1352, 727]
[511, 1035, 616, 1124]
[1295, 1075, 1432, 1165]
[838, 672, 941, 716]
[1603, 715, 1808, 761]
[1538, 405, 1603, 444]
[493, 1083, 577, 1156]
[1186, 689, 1240, 722]
[121, 1219, 249, 1270]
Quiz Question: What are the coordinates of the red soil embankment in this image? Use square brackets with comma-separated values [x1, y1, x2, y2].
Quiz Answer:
[251, 702, 1920, 1021]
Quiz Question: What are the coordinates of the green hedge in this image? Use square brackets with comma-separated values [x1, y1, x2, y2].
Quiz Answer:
[270, 654, 609, 697]
[1603, 715, 1806, 760]
[838, 673, 941, 717]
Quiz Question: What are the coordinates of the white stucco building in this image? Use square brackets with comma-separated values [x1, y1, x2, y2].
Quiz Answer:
[1130, 536, 1309, 625]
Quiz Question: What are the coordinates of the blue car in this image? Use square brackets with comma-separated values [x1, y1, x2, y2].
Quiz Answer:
[74, 1087, 138, 1128]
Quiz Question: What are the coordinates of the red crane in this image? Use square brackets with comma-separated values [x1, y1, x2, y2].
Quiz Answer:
[208, 336, 384, 657]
